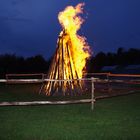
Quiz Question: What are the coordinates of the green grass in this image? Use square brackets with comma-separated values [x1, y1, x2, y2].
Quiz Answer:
[0, 83, 47, 102]
[0, 83, 92, 101]
[0, 93, 140, 140]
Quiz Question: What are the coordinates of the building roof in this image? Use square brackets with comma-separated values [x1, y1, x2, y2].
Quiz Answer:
[125, 65, 140, 69]
[102, 65, 117, 71]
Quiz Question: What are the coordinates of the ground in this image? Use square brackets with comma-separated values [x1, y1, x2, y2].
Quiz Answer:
[0, 92, 140, 140]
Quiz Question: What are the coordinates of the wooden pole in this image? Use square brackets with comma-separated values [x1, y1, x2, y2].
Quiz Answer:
[0, 99, 92, 106]
[91, 77, 95, 110]
[44, 30, 84, 96]
[107, 72, 111, 93]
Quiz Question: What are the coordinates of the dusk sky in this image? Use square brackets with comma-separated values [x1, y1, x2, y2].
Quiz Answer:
[0, 0, 140, 59]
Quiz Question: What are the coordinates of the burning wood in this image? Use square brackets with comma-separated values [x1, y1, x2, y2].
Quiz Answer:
[44, 3, 90, 95]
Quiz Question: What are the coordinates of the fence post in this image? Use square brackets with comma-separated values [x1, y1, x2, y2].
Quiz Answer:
[91, 77, 95, 110]
[107, 72, 111, 93]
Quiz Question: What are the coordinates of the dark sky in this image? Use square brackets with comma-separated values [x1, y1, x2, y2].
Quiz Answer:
[0, 0, 140, 59]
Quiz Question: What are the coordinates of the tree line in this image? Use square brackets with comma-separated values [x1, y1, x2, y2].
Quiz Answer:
[0, 48, 140, 78]
[88, 48, 140, 72]
[0, 55, 51, 78]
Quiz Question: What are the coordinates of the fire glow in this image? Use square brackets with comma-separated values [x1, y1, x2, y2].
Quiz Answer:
[58, 3, 90, 78]
[45, 3, 90, 95]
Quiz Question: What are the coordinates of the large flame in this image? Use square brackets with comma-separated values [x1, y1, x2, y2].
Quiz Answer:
[44, 3, 90, 95]
[58, 3, 90, 78]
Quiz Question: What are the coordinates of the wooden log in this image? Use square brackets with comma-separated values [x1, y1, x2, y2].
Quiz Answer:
[0, 99, 95, 106]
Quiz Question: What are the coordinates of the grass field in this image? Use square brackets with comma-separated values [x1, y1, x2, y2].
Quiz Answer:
[0, 92, 140, 140]
[0, 83, 139, 102]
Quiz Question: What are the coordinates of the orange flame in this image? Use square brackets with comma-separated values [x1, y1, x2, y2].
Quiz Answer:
[58, 3, 90, 78]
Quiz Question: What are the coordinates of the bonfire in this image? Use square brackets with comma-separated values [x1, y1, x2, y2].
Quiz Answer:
[44, 3, 90, 95]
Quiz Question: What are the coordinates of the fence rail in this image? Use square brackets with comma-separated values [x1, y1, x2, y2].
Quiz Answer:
[0, 77, 97, 110]
[0, 73, 140, 109]
[0, 99, 96, 106]
[85, 72, 140, 77]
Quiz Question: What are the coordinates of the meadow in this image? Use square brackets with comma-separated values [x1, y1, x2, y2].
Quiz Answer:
[0, 83, 139, 140]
